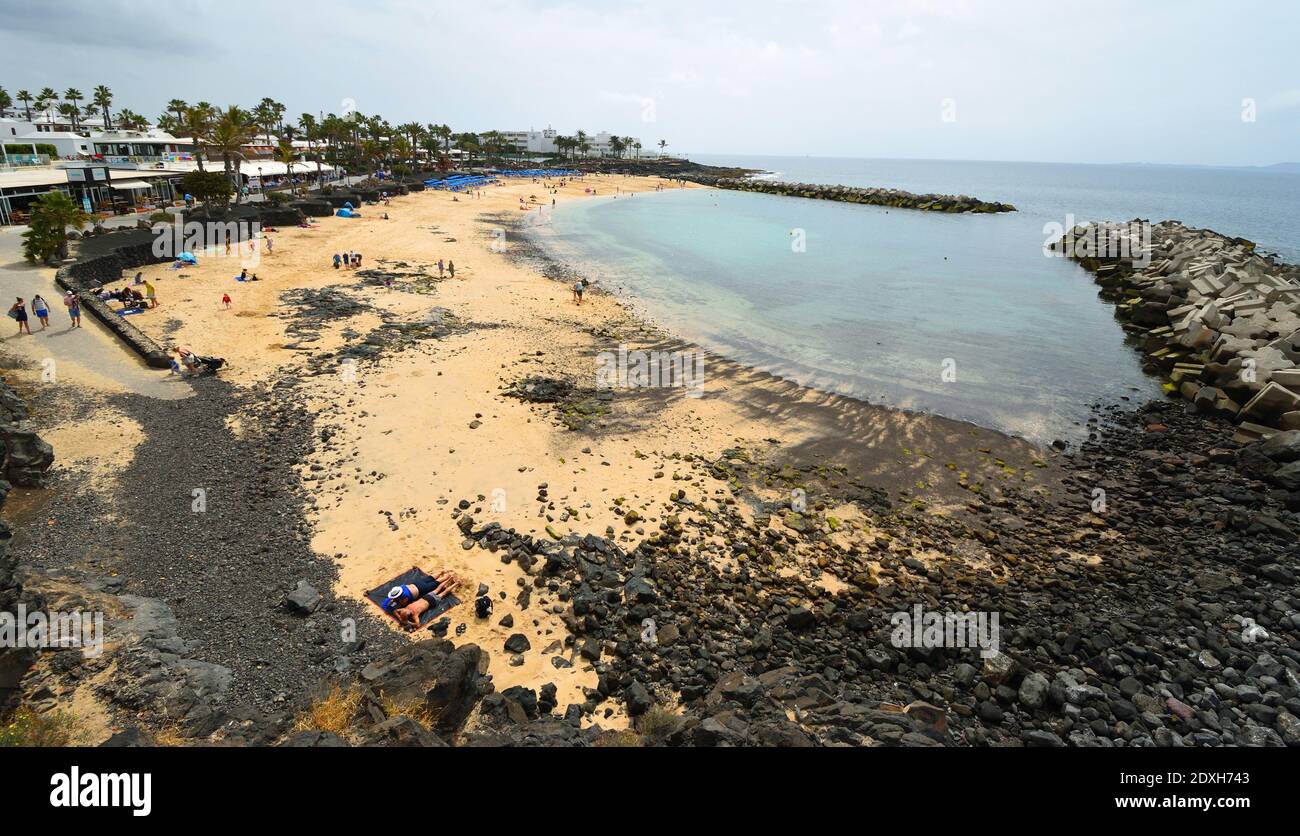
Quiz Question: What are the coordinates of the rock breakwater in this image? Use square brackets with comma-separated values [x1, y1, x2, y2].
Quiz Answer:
[690, 176, 1017, 213]
[1056, 220, 1300, 447]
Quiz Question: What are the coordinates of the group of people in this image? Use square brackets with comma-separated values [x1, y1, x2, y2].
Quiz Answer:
[112, 283, 157, 310]
[333, 251, 364, 270]
[9, 291, 81, 334]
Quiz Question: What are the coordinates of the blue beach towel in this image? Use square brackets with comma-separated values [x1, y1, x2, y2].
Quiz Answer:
[365, 567, 460, 628]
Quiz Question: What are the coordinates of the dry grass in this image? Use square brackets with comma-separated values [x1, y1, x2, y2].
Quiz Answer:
[635, 705, 680, 744]
[151, 722, 187, 747]
[0, 708, 89, 747]
[293, 684, 363, 736]
[593, 728, 643, 747]
[379, 690, 440, 729]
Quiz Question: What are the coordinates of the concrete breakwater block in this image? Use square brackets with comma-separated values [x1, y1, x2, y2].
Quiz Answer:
[1057, 219, 1300, 436]
[1271, 368, 1300, 392]
[1240, 381, 1300, 424]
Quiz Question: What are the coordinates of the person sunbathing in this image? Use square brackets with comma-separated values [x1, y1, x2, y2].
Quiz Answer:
[385, 569, 461, 630]
[172, 344, 199, 375]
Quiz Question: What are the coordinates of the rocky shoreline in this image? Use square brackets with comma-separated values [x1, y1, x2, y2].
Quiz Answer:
[68, 393, 1295, 748]
[4, 369, 407, 739]
[687, 175, 1017, 213]
[1057, 221, 1300, 447]
[0, 375, 55, 716]
[2, 180, 1296, 747]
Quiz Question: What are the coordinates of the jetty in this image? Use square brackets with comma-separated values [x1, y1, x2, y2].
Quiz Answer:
[688, 175, 1017, 213]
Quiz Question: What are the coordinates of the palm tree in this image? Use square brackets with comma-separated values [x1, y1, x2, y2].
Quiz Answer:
[658, 139, 668, 157]
[167, 99, 189, 125]
[57, 103, 80, 131]
[478, 130, 502, 160]
[320, 113, 348, 171]
[208, 106, 255, 202]
[253, 97, 284, 145]
[21, 191, 90, 263]
[276, 141, 297, 188]
[182, 105, 214, 172]
[16, 89, 33, 121]
[36, 88, 58, 123]
[117, 109, 148, 131]
[420, 124, 443, 166]
[298, 113, 324, 185]
[633, 140, 642, 159]
[395, 123, 423, 166]
[608, 136, 625, 159]
[92, 85, 114, 129]
[575, 130, 588, 159]
[63, 89, 84, 129]
[0, 88, 11, 119]
[454, 132, 480, 167]
[430, 123, 452, 157]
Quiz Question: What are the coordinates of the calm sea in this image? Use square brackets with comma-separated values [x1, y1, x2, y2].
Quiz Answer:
[527, 156, 1299, 444]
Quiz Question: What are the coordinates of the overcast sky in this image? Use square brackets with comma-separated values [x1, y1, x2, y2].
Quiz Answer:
[2, 0, 1297, 166]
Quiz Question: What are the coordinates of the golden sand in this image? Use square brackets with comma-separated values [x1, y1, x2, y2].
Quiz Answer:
[91, 172, 1051, 713]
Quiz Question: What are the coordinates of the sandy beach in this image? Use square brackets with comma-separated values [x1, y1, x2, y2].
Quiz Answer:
[3, 168, 1295, 751]
[8, 172, 1032, 721]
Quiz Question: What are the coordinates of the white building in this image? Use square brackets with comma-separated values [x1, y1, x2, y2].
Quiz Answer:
[476, 127, 641, 158]
[3, 114, 191, 162]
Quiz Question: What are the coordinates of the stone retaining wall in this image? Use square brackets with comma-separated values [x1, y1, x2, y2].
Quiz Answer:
[292, 200, 335, 217]
[56, 232, 176, 368]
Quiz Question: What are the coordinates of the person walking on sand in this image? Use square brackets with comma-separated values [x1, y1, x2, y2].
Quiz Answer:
[222, 293, 232, 310]
[10, 298, 31, 335]
[64, 291, 81, 328]
[333, 253, 342, 270]
[572, 280, 585, 305]
[448, 260, 455, 279]
[144, 280, 157, 308]
[31, 295, 51, 330]
[265, 236, 274, 255]
[438, 259, 444, 278]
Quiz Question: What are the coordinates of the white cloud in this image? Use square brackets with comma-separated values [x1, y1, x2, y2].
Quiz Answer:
[0, 0, 1295, 165]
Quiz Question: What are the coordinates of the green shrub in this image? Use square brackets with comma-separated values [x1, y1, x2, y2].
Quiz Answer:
[21, 191, 89, 263]
[4, 143, 58, 157]
[0, 708, 88, 747]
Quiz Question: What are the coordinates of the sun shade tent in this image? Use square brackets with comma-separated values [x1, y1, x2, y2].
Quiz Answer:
[110, 180, 153, 190]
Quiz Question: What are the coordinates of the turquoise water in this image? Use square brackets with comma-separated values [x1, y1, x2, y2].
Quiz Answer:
[695, 155, 1300, 264]
[530, 158, 1298, 442]
[533, 184, 1163, 444]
